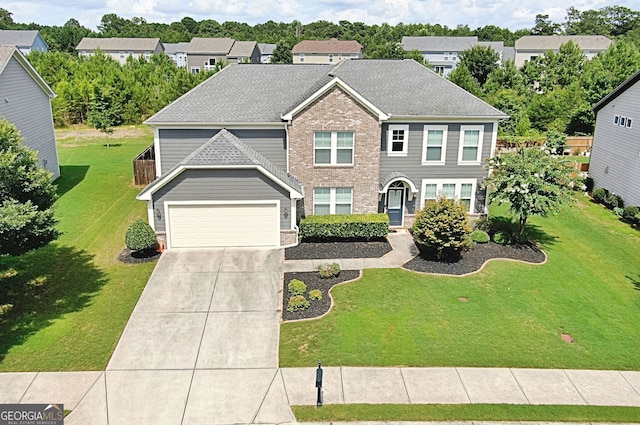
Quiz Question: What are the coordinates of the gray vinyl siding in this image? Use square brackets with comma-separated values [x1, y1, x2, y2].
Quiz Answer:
[380, 122, 494, 214]
[589, 82, 640, 206]
[187, 53, 226, 71]
[0, 57, 59, 179]
[158, 128, 286, 175]
[151, 168, 292, 232]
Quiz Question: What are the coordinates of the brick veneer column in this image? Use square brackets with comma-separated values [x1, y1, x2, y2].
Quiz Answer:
[288, 86, 382, 215]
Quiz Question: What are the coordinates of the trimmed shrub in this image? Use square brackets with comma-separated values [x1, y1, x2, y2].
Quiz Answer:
[592, 187, 608, 204]
[493, 230, 511, 245]
[317, 263, 340, 279]
[299, 213, 389, 241]
[309, 289, 323, 301]
[125, 219, 157, 251]
[411, 197, 473, 260]
[473, 217, 492, 233]
[622, 206, 640, 224]
[604, 192, 624, 209]
[288, 279, 307, 296]
[471, 229, 490, 243]
[287, 295, 310, 312]
[583, 177, 594, 193]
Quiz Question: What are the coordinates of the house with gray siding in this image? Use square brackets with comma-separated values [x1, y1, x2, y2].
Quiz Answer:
[138, 59, 506, 249]
[164, 42, 189, 68]
[0, 45, 59, 179]
[0, 30, 48, 54]
[514, 35, 612, 67]
[589, 69, 640, 207]
[75, 37, 164, 65]
[186, 38, 260, 73]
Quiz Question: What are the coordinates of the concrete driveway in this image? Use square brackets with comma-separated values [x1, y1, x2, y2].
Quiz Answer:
[67, 248, 294, 425]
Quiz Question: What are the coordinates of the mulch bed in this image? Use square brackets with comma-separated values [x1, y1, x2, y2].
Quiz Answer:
[117, 248, 162, 264]
[282, 270, 360, 321]
[403, 242, 546, 275]
[285, 241, 392, 260]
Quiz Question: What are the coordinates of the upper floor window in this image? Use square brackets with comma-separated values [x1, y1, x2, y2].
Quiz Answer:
[328, 54, 334, 62]
[299, 53, 305, 62]
[119, 51, 125, 58]
[613, 115, 633, 128]
[458, 125, 484, 165]
[144, 51, 151, 60]
[422, 125, 447, 165]
[314, 187, 352, 215]
[190, 66, 200, 74]
[433, 65, 445, 75]
[387, 125, 409, 156]
[314, 131, 354, 166]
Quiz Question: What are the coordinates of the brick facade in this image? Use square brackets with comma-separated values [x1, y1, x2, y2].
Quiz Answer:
[288, 86, 381, 216]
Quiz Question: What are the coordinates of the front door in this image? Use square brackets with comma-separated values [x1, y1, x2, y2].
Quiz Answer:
[387, 186, 404, 227]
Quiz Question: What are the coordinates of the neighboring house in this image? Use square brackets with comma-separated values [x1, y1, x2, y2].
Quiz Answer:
[137, 59, 506, 249]
[589, 69, 640, 207]
[292, 38, 363, 64]
[0, 45, 59, 179]
[514, 35, 612, 67]
[164, 42, 189, 68]
[258, 43, 276, 63]
[401, 36, 505, 77]
[186, 38, 261, 73]
[0, 30, 48, 54]
[75, 37, 164, 65]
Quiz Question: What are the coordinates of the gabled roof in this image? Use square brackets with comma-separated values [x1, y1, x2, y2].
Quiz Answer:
[228, 41, 257, 58]
[187, 37, 235, 54]
[75, 37, 162, 51]
[163, 42, 189, 54]
[258, 43, 276, 55]
[137, 129, 303, 200]
[0, 45, 55, 98]
[292, 38, 362, 54]
[0, 30, 45, 48]
[592, 69, 640, 112]
[401, 36, 478, 52]
[515, 35, 612, 51]
[145, 59, 506, 126]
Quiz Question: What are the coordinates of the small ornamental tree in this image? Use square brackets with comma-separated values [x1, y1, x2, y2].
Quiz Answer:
[125, 219, 157, 252]
[484, 146, 577, 238]
[411, 197, 473, 260]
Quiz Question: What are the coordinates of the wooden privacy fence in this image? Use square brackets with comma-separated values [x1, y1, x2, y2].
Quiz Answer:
[133, 144, 156, 186]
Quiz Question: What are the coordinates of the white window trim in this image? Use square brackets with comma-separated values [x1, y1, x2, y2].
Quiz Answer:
[299, 53, 305, 62]
[313, 187, 353, 215]
[420, 179, 476, 214]
[314, 131, 354, 166]
[457, 125, 484, 165]
[422, 125, 448, 165]
[387, 124, 409, 157]
[190, 66, 200, 73]
[328, 54, 334, 62]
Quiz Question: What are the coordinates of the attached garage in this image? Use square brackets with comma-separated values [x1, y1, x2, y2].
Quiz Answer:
[165, 202, 280, 248]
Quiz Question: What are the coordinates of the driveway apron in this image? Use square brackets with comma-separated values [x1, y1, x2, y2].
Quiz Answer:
[84, 248, 292, 425]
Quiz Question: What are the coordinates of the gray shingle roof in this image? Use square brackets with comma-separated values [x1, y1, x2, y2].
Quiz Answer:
[0, 30, 41, 47]
[292, 39, 362, 54]
[187, 37, 235, 54]
[401, 36, 478, 52]
[75, 37, 162, 51]
[259, 43, 276, 55]
[145, 59, 506, 125]
[515, 35, 613, 51]
[0, 45, 14, 68]
[139, 129, 302, 198]
[228, 41, 257, 58]
[163, 42, 189, 54]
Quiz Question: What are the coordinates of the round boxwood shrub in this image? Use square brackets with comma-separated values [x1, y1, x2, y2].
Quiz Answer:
[592, 187, 608, 204]
[493, 230, 511, 245]
[288, 279, 307, 296]
[125, 219, 157, 252]
[622, 206, 640, 224]
[317, 263, 340, 278]
[309, 289, 323, 301]
[604, 192, 624, 209]
[287, 295, 310, 312]
[470, 229, 490, 243]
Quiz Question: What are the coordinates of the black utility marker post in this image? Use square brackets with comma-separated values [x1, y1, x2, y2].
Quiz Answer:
[315, 359, 323, 407]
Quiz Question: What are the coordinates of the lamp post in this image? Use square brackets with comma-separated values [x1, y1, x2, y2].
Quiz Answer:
[315, 359, 323, 407]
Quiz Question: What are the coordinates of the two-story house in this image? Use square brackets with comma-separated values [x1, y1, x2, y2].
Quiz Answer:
[514, 35, 612, 67]
[0, 45, 59, 179]
[292, 39, 363, 64]
[137, 59, 506, 249]
[401, 36, 504, 77]
[0, 30, 48, 54]
[258, 43, 277, 63]
[75, 37, 164, 65]
[164, 42, 189, 68]
[589, 69, 640, 207]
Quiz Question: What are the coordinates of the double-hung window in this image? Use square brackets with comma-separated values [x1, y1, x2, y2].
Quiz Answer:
[387, 125, 409, 156]
[421, 179, 476, 213]
[458, 125, 484, 164]
[313, 187, 352, 215]
[314, 131, 354, 166]
[422, 125, 447, 165]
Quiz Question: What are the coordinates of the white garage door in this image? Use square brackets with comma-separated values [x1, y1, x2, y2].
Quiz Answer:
[167, 203, 279, 248]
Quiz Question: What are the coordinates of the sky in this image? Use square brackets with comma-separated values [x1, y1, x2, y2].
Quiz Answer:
[4, 0, 639, 32]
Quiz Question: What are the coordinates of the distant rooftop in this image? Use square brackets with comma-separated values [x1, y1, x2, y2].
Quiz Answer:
[0, 30, 44, 48]
[515, 35, 613, 51]
[292, 38, 363, 54]
[76, 37, 162, 51]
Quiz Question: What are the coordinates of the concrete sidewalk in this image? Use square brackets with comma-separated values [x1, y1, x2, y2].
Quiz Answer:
[284, 228, 419, 272]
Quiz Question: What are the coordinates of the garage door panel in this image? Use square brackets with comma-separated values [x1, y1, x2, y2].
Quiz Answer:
[168, 203, 278, 248]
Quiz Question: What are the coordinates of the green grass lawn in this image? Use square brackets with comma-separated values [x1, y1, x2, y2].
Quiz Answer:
[280, 198, 640, 369]
[0, 126, 156, 371]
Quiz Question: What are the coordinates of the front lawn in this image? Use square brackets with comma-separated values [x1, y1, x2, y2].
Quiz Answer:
[0, 126, 156, 371]
[280, 197, 640, 369]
